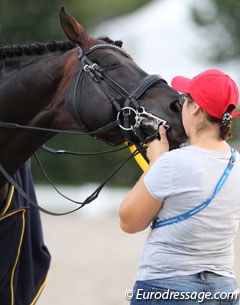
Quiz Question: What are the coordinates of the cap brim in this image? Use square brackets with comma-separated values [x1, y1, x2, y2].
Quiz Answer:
[171, 76, 192, 93]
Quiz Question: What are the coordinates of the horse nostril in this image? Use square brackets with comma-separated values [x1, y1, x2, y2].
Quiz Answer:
[169, 100, 181, 113]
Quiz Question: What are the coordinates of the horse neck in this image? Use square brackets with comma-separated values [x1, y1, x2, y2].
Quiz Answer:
[0, 49, 80, 188]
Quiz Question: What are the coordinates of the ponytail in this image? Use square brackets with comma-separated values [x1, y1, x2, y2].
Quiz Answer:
[206, 105, 234, 140]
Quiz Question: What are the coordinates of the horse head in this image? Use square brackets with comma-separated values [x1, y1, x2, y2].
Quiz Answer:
[0, 8, 187, 189]
[59, 8, 187, 150]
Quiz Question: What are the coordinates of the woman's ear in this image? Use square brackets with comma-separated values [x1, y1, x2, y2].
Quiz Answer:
[190, 101, 202, 116]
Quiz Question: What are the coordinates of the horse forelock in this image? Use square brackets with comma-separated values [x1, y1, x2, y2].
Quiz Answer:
[0, 40, 76, 60]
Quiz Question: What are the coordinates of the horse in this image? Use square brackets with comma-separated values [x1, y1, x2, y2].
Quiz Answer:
[0, 7, 187, 203]
[0, 8, 189, 304]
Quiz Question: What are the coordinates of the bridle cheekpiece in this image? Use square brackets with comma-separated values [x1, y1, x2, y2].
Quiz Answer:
[75, 43, 170, 144]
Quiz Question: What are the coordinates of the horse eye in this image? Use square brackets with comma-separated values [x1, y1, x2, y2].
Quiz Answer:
[169, 100, 182, 113]
[90, 56, 120, 68]
[101, 60, 120, 68]
[100, 53, 121, 68]
[93, 59, 100, 65]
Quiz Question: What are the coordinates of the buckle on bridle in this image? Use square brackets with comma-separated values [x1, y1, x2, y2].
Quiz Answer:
[83, 63, 103, 82]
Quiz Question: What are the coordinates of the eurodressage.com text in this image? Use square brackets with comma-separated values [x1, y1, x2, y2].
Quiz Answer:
[125, 289, 239, 303]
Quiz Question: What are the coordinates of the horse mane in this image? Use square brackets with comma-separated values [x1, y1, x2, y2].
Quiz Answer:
[0, 40, 76, 59]
[0, 37, 123, 60]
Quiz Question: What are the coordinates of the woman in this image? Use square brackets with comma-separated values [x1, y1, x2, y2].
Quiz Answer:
[119, 69, 240, 304]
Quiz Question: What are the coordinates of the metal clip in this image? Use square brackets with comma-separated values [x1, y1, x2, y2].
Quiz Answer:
[137, 107, 170, 130]
[83, 64, 99, 82]
[91, 63, 104, 79]
[83, 64, 90, 72]
[117, 107, 137, 131]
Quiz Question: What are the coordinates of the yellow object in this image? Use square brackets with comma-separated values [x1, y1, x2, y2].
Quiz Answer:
[127, 143, 149, 172]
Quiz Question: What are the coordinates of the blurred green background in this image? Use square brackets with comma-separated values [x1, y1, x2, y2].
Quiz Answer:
[1, 0, 240, 186]
[0, 0, 151, 43]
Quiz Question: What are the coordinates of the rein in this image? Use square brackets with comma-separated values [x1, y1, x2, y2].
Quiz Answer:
[0, 147, 140, 216]
[41, 143, 131, 156]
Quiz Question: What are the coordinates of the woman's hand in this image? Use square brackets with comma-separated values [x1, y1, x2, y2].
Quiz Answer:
[146, 125, 169, 164]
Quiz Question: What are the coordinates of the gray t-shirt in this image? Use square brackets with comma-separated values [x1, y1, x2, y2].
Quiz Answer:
[136, 146, 240, 280]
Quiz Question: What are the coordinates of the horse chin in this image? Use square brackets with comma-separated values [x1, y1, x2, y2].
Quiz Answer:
[167, 128, 188, 150]
[96, 133, 125, 146]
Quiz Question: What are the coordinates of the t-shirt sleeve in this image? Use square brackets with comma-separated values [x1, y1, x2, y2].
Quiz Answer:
[144, 153, 172, 200]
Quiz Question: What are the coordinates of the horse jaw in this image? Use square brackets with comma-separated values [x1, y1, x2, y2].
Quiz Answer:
[59, 7, 95, 50]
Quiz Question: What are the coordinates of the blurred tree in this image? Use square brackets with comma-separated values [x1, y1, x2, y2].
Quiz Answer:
[191, 0, 240, 143]
[0, 0, 152, 44]
[191, 0, 240, 62]
[0, 0, 151, 185]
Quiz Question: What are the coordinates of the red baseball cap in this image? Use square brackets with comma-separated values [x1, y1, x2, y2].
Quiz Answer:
[171, 69, 240, 119]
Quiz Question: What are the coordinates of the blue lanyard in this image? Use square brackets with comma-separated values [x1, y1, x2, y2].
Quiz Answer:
[151, 148, 236, 230]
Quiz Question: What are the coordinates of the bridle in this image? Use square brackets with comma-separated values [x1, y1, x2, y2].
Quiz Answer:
[73, 43, 171, 144]
[0, 43, 173, 216]
[0, 43, 171, 141]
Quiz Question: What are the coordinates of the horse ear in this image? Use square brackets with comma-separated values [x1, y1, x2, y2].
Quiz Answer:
[59, 7, 90, 46]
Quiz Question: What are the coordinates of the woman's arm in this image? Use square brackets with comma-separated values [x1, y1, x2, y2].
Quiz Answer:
[119, 126, 169, 233]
